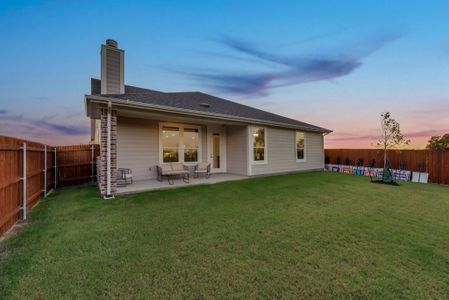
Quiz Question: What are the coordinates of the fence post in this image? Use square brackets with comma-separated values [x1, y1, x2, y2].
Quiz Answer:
[91, 144, 95, 183]
[54, 148, 57, 188]
[43, 145, 47, 197]
[21, 142, 27, 220]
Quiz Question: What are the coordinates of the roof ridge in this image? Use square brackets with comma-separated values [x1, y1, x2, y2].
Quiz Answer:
[89, 79, 331, 133]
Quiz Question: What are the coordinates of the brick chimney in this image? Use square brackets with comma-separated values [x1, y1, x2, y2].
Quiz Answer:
[100, 39, 124, 94]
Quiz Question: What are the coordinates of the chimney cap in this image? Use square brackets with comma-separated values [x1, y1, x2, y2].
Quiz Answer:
[105, 39, 118, 48]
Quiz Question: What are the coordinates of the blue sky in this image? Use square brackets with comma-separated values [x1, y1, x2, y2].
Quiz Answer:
[0, 0, 448, 147]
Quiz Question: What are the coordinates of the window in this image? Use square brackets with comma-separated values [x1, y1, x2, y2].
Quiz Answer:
[183, 128, 199, 162]
[162, 126, 180, 163]
[252, 127, 266, 163]
[296, 131, 305, 161]
[160, 123, 201, 163]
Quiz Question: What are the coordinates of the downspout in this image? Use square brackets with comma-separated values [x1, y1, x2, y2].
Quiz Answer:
[105, 101, 114, 199]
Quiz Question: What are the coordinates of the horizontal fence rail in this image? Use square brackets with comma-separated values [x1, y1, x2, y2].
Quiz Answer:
[0, 136, 99, 236]
[325, 149, 449, 185]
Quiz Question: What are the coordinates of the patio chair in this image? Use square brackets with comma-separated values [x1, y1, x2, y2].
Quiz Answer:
[193, 162, 211, 178]
[117, 168, 133, 186]
[156, 163, 190, 185]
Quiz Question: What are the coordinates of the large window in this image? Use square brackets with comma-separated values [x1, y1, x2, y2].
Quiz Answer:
[160, 124, 201, 163]
[252, 127, 266, 163]
[162, 126, 180, 162]
[296, 131, 305, 161]
[183, 128, 199, 162]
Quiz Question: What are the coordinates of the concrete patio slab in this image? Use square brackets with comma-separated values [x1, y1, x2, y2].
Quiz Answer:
[116, 173, 248, 195]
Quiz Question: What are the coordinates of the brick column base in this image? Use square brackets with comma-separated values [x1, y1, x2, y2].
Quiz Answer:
[99, 108, 117, 197]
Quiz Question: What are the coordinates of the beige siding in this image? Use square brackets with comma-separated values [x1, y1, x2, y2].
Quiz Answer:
[117, 117, 159, 180]
[117, 118, 209, 180]
[226, 125, 248, 175]
[116, 116, 323, 180]
[251, 127, 324, 176]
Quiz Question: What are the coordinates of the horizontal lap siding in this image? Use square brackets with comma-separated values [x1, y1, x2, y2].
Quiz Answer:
[251, 128, 324, 176]
[226, 125, 248, 176]
[117, 119, 209, 180]
[117, 117, 159, 180]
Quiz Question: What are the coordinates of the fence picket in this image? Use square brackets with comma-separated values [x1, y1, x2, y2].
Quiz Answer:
[0, 135, 100, 236]
[325, 149, 449, 185]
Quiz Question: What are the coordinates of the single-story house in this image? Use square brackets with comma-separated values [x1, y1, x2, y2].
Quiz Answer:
[85, 40, 332, 198]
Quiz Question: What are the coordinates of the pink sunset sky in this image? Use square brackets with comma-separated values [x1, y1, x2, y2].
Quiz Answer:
[1, 1, 448, 148]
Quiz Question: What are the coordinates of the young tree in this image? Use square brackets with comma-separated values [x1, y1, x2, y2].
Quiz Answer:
[426, 134, 449, 151]
[376, 112, 410, 167]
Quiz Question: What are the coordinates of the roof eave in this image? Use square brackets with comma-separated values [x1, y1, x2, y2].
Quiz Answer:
[85, 95, 332, 134]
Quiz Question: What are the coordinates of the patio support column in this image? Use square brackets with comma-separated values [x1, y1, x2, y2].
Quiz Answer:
[100, 103, 117, 198]
[106, 102, 111, 196]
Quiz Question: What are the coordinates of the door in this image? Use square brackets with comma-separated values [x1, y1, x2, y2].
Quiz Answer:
[207, 126, 226, 173]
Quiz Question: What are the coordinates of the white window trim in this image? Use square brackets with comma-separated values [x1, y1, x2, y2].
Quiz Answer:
[250, 126, 268, 165]
[159, 122, 202, 164]
[295, 131, 307, 162]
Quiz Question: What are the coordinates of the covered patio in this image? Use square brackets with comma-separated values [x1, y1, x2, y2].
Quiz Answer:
[116, 173, 248, 195]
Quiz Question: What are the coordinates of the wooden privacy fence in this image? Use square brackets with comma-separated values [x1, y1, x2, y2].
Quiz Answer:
[325, 149, 449, 185]
[0, 136, 99, 236]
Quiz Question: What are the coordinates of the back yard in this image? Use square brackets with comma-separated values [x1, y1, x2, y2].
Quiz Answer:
[1, 172, 448, 299]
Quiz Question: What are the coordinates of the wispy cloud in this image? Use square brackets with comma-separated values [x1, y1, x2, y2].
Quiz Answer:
[33, 119, 89, 135]
[186, 32, 405, 97]
[0, 109, 7, 114]
[0, 111, 89, 142]
[328, 129, 448, 142]
[326, 133, 380, 142]
[405, 129, 449, 138]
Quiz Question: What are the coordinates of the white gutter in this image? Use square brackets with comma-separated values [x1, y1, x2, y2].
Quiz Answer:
[85, 95, 332, 134]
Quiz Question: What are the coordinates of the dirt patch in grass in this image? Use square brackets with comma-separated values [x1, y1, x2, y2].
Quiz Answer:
[0, 221, 30, 244]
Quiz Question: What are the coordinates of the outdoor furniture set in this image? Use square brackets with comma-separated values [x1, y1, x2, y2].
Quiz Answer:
[117, 163, 212, 186]
[156, 162, 211, 185]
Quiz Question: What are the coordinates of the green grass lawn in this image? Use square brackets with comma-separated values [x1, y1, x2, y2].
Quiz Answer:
[1, 172, 448, 299]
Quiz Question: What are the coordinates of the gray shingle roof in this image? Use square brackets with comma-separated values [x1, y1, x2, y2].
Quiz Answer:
[89, 78, 331, 133]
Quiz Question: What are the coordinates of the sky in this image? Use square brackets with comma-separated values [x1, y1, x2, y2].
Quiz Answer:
[0, 0, 448, 148]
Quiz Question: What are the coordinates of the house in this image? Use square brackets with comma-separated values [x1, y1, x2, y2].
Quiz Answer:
[85, 40, 332, 198]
